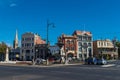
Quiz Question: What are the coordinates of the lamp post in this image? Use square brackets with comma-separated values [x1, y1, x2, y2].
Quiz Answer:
[46, 20, 55, 65]
[46, 20, 55, 45]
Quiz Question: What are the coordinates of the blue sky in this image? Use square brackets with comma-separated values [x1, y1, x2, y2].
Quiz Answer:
[0, 0, 120, 46]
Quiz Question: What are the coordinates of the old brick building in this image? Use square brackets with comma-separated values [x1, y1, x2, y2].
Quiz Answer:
[58, 34, 77, 59]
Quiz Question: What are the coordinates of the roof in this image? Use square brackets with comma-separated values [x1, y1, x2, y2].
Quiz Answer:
[94, 39, 111, 42]
[73, 30, 92, 36]
[61, 34, 77, 38]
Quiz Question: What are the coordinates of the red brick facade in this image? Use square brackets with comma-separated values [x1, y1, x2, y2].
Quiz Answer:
[58, 34, 77, 58]
[35, 35, 46, 45]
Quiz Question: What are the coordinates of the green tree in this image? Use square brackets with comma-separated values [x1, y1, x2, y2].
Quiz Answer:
[115, 41, 120, 59]
[0, 42, 8, 54]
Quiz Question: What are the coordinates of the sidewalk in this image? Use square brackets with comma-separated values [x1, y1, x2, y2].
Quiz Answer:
[0, 62, 84, 67]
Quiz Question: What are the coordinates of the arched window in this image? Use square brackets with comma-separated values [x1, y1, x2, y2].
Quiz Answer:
[67, 40, 70, 44]
[71, 40, 74, 44]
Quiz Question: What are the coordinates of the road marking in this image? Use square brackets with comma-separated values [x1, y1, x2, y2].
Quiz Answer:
[101, 64, 116, 67]
[64, 65, 120, 71]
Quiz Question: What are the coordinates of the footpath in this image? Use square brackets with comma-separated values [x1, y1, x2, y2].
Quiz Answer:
[0, 62, 84, 68]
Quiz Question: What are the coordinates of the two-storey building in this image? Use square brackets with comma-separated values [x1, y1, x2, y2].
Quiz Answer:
[93, 39, 118, 59]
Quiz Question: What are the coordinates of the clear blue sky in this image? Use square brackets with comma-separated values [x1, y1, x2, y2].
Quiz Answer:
[0, 0, 120, 46]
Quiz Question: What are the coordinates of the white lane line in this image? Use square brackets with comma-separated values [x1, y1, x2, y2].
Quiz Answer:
[101, 64, 116, 67]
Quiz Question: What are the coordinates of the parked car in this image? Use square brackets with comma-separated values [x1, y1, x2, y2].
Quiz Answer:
[85, 57, 96, 64]
[85, 57, 107, 65]
[97, 58, 107, 65]
[35, 58, 46, 65]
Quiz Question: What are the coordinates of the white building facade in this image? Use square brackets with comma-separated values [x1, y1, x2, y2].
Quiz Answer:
[73, 30, 93, 60]
[20, 32, 45, 61]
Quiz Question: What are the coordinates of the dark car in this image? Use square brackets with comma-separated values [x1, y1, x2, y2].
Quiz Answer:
[85, 57, 93, 64]
[85, 57, 97, 65]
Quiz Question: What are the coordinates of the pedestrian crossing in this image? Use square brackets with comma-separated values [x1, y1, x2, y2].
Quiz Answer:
[102, 60, 120, 68]
[107, 60, 120, 65]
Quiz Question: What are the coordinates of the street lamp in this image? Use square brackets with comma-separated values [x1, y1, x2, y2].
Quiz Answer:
[46, 20, 55, 45]
[46, 20, 55, 65]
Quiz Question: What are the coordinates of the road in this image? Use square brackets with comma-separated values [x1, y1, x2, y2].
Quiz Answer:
[0, 64, 120, 80]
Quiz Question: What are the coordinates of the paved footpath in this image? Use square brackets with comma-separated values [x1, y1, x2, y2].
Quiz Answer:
[0, 63, 83, 67]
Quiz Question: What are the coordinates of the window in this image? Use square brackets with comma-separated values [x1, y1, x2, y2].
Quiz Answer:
[32, 43, 34, 46]
[83, 36, 86, 40]
[79, 48, 82, 52]
[79, 42, 82, 46]
[79, 36, 82, 40]
[22, 49, 24, 53]
[101, 42, 103, 46]
[41, 50, 43, 53]
[31, 56, 33, 59]
[79, 54, 82, 58]
[32, 38, 34, 41]
[71, 47, 75, 50]
[99, 42, 101, 46]
[84, 54, 87, 58]
[88, 37, 91, 41]
[88, 43, 91, 47]
[22, 38, 24, 41]
[104, 42, 106, 46]
[26, 50, 30, 53]
[67, 40, 70, 44]
[22, 44, 24, 47]
[83, 43, 87, 48]
[32, 49, 34, 53]
[66, 47, 69, 51]
[71, 40, 74, 44]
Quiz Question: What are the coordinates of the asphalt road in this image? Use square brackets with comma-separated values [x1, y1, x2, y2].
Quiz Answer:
[0, 64, 120, 80]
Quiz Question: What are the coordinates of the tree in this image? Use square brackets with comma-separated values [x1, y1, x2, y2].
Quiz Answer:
[115, 41, 120, 59]
[0, 42, 8, 54]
